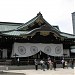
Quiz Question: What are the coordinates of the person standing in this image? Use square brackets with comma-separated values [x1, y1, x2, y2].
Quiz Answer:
[65, 61, 68, 68]
[48, 59, 53, 70]
[46, 60, 49, 70]
[42, 60, 45, 71]
[17, 58, 20, 66]
[70, 59, 74, 69]
[61, 59, 65, 69]
[34, 59, 38, 70]
[53, 59, 56, 70]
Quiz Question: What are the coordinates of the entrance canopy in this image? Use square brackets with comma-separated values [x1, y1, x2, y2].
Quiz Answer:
[11, 43, 63, 57]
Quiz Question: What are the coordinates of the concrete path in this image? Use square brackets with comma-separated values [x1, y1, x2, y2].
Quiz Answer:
[3, 68, 74, 75]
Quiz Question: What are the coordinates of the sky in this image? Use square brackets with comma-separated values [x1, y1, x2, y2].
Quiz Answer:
[0, 0, 74, 34]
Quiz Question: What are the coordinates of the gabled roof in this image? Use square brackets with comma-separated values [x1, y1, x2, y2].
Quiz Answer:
[17, 12, 42, 30]
[1, 12, 61, 36]
[16, 12, 60, 32]
[1, 12, 75, 39]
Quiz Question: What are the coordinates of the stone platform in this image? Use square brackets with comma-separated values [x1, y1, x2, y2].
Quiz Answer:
[4, 68, 74, 75]
[0, 65, 74, 75]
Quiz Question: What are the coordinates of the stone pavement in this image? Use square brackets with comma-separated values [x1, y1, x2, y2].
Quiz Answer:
[0, 72, 24, 75]
[3, 68, 74, 75]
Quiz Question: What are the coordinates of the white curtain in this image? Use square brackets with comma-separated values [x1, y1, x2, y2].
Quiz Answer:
[41, 44, 63, 56]
[11, 43, 63, 57]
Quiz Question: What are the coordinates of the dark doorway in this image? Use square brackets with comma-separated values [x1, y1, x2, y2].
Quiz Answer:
[0, 50, 2, 59]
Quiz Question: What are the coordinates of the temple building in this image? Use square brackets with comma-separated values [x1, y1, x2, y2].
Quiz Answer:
[0, 12, 75, 64]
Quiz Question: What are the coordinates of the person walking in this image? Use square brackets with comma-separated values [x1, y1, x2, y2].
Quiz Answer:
[40, 59, 43, 70]
[34, 59, 38, 70]
[40, 59, 45, 71]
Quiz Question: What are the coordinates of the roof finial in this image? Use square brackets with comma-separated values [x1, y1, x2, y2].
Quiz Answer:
[37, 12, 42, 16]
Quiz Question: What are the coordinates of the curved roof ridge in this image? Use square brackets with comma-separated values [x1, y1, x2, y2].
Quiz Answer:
[17, 12, 42, 30]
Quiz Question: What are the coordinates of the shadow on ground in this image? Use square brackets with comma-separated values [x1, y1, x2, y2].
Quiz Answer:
[0, 72, 25, 75]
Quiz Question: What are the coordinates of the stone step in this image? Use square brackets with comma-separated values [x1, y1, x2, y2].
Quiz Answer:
[0, 63, 72, 70]
[5, 64, 63, 70]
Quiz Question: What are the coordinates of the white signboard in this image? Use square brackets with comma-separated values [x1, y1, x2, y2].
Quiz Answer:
[11, 43, 63, 57]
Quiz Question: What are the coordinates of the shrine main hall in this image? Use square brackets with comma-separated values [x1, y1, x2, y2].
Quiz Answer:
[0, 12, 75, 65]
